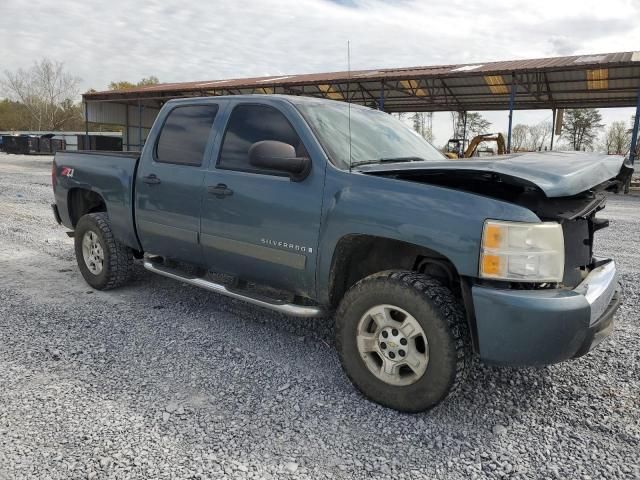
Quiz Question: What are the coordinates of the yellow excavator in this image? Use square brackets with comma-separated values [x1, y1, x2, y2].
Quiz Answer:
[444, 133, 506, 159]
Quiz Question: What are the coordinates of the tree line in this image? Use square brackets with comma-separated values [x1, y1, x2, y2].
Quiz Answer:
[0, 58, 637, 157]
[0, 58, 158, 132]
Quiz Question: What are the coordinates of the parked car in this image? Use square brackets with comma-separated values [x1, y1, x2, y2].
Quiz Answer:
[51, 95, 630, 412]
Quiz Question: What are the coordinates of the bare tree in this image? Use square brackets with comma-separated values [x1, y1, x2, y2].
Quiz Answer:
[1, 58, 81, 130]
[450, 112, 491, 139]
[561, 108, 603, 151]
[510, 124, 529, 151]
[450, 112, 462, 137]
[411, 112, 434, 143]
[527, 121, 552, 151]
[468, 113, 492, 137]
[601, 121, 631, 155]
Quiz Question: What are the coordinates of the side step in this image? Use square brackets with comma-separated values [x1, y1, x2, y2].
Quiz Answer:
[143, 260, 326, 318]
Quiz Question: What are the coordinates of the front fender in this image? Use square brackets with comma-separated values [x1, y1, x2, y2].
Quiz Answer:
[316, 168, 540, 304]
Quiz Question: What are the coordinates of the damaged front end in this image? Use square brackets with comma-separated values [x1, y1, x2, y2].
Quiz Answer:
[359, 152, 629, 364]
[363, 156, 633, 289]
[517, 190, 608, 288]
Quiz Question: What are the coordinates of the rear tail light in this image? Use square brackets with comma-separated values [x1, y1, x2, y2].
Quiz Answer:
[51, 162, 56, 189]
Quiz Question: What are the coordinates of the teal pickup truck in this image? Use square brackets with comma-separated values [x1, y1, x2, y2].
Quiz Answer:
[52, 95, 630, 412]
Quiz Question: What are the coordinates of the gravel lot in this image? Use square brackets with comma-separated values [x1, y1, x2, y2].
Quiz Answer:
[0, 152, 638, 480]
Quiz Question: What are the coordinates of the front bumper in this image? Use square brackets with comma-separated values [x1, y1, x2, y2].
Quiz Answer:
[472, 259, 620, 365]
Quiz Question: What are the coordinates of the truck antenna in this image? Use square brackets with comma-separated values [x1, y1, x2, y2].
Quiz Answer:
[347, 40, 353, 173]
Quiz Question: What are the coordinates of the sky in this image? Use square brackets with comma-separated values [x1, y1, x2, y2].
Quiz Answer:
[1, 0, 639, 145]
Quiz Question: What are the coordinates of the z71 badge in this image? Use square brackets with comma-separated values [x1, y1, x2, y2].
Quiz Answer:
[60, 167, 74, 178]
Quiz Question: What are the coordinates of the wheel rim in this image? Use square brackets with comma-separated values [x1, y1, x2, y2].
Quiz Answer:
[82, 230, 104, 275]
[356, 304, 429, 386]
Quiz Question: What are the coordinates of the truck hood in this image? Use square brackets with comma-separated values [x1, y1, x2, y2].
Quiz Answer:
[357, 151, 630, 198]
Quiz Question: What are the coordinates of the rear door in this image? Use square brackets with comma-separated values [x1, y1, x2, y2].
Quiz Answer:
[135, 102, 222, 263]
[200, 100, 326, 297]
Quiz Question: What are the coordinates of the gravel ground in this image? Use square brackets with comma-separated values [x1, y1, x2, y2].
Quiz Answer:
[0, 152, 638, 480]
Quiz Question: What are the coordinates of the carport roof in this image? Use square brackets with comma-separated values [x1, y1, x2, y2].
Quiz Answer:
[84, 51, 640, 112]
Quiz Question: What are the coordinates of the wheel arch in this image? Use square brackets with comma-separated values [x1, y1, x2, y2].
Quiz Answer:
[67, 188, 107, 227]
[327, 234, 461, 308]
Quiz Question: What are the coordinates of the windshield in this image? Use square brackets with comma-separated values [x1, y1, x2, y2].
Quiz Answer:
[295, 101, 446, 169]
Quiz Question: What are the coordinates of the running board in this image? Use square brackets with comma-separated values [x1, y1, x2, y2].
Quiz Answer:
[143, 260, 325, 318]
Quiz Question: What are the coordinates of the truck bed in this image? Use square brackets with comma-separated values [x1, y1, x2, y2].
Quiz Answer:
[52, 150, 141, 250]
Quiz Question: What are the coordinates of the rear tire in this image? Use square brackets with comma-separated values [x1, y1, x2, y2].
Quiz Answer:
[336, 271, 471, 412]
[74, 212, 134, 290]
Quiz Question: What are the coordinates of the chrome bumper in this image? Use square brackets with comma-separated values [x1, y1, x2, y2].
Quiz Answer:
[573, 259, 618, 325]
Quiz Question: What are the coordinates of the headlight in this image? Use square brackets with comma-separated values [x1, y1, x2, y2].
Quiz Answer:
[480, 220, 564, 282]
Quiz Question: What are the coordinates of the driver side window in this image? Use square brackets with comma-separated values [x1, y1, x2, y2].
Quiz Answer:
[217, 104, 307, 174]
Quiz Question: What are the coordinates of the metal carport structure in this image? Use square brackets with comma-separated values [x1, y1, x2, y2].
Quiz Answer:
[83, 51, 640, 162]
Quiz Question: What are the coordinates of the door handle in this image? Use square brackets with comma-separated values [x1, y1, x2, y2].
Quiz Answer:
[142, 174, 161, 185]
[208, 183, 233, 198]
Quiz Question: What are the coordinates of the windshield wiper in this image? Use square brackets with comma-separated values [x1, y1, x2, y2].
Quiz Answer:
[352, 156, 425, 167]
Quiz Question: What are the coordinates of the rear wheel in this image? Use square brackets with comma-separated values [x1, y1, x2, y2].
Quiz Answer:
[74, 212, 134, 290]
[336, 271, 471, 412]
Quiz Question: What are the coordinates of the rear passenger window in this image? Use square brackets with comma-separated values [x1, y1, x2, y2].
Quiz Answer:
[156, 105, 218, 166]
[218, 104, 306, 173]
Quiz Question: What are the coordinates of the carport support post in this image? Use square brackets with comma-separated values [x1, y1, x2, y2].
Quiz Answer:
[550, 108, 556, 151]
[84, 101, 89, 150]
[379, 82, 385, 111]
[461, 112, 468, 156]
[138, 101, 142, 150]
[506, 74, 516, 153]
[629, 88, 640, 165]
[124, 104, 129, 151]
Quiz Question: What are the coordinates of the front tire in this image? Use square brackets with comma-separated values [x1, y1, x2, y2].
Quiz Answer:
[74, 212, 134, 290]
[336, 271, 471, 412]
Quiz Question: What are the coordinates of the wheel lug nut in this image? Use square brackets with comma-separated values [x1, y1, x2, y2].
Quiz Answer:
[399, 350, 405, 357]
[400, 338, 407, 346]
[381, 331, 388, 338]
[392, 328, 398, 336]
[380, 342, 387, 350]
[389, 352, 396, 359]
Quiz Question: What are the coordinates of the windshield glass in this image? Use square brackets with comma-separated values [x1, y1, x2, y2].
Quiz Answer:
[295, 101, 446, 169]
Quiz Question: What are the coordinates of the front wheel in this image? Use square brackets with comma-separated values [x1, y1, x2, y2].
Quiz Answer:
[336, 271, 471, 412]
[74, 212, 134, 290]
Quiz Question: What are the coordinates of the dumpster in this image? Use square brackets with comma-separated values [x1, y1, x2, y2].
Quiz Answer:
[77, 135, 122, 151]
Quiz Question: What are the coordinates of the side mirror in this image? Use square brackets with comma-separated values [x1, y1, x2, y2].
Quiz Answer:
[248, 140, 311, 182]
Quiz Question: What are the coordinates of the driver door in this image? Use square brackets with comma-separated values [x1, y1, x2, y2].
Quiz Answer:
[200, 101, 325, 298]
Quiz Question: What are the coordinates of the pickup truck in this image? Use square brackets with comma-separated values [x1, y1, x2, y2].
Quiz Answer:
[52, 95, 630, 412]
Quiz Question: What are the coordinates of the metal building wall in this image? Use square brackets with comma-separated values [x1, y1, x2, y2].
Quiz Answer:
[86, 102, 160, 150]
